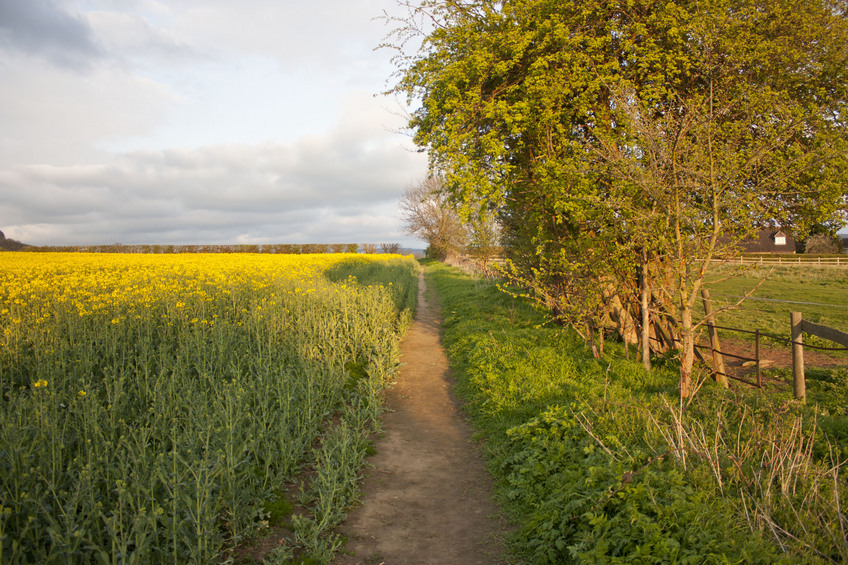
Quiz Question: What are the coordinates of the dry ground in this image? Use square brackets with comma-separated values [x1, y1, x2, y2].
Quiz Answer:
[332, 271, 511, 565]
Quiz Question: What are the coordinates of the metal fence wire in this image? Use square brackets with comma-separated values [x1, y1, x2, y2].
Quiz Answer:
[651, 322, 847, 391]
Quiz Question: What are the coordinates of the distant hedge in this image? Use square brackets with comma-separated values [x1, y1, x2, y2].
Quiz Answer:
[22, 243, 386, 254]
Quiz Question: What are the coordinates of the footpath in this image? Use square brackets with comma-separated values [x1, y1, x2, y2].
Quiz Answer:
[333, 270, 509, 564]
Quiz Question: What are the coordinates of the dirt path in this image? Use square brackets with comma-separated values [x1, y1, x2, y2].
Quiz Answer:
[333, 271, 509, 565]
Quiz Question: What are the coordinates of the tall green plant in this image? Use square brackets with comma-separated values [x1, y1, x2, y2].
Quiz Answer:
[388, 0, 848, 398]
[0, 254, 418, 563]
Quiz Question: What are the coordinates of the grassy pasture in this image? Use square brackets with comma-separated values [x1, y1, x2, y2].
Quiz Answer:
[0, 252, 418, 564]
[427, 261, 848, 564]
[704, 264, 848, 334]
[703, 264, 848, 356]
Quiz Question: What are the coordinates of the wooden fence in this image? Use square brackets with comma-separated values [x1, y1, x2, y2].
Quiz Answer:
[459, 255, 846, 399]
[727, 255, 848, 267]
[789, 313, 848, 401]
[694, 290, 848, 401]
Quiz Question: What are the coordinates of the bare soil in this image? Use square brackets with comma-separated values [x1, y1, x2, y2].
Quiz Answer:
[332, 271, 510, 565]
[713, 337, 846, 389]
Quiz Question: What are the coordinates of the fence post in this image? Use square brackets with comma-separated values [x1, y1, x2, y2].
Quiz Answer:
[791, 312, 806, 402]
[755, 329, 761, 388]
[701, 289, 728, 387]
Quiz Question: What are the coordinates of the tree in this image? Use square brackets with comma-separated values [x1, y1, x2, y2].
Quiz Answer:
[399, 176, 468, 260]
[804, 233, 844, 255]
[465, 210, 501, 267]
[390, 0, 848, 398]
[0, 228, 29, 251]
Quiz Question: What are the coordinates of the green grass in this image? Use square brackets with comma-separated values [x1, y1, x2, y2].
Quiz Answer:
[704, 264, 848, 332]
[426, 261, 848, 564]
[703, 264, 848, 355]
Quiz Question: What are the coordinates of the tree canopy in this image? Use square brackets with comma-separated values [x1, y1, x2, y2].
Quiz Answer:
[390, 0, 848, 396]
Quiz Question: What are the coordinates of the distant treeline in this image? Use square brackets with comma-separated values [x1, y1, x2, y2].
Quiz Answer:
[23, 243, 406, 254]
[0, 230, 28, 251]
[0, 239, 28, 251]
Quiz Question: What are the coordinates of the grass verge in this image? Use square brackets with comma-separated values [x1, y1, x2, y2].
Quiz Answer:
[426, 261, 848, 564]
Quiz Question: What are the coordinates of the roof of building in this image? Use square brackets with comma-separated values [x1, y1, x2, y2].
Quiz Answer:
[738, 228, 799, 254]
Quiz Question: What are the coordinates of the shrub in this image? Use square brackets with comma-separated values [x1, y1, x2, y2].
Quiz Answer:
[803, 233, 844, 254]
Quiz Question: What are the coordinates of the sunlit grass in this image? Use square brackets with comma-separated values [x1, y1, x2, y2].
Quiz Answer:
[427, 261, 848, 564]
[703, 264, 848, 354]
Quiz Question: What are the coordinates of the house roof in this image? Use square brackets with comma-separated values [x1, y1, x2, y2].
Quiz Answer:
[739, 228, 798, 253]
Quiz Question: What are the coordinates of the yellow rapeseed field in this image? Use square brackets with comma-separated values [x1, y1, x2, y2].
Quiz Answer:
[0, 252, 382, 334]
[0, 251, 418, 564]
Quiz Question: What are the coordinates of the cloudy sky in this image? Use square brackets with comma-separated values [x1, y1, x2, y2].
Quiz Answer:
[0, 0, 430, 247]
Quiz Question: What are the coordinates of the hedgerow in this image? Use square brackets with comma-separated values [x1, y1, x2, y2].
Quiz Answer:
[426, 261, 846, 564]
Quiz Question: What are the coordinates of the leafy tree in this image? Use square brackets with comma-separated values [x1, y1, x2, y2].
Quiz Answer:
[0, 229, 28, 251]
[389, 0, 848, 397]
[465, 209, 501, 267]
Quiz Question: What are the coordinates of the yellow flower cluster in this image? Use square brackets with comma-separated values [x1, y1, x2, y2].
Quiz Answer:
[0, 252, 411, 344]
[0, 250, 419, 563]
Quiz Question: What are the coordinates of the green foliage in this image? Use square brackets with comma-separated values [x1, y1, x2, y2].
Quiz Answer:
[0, 256, 418, 563]
[263, 493, 295, 527]
[501, 407, 784, 564]
[427, 262, 846, 564]
[391, 0, 848, 396]
[324, 256, 419, 324]
[288, 419, 373, 564]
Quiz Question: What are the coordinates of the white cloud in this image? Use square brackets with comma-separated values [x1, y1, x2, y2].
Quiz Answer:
[0, 0, 428, 247]
[1, 92, 427, 245]
[169, 0, 392, 70]
[86, 9, 197, 67]
[0, 57, 181, 166]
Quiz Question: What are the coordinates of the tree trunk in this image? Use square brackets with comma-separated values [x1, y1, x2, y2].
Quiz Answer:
[586, 321, 600, 360]
[604, 285, 639, 347]
[701, 289, 728, 388]
[598, 325, 604, 359]
[679, 305, 694, 399]
[640, 251, 651, 371]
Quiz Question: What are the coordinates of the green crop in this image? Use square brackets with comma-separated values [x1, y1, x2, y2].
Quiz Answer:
[0, 253, 418, 564]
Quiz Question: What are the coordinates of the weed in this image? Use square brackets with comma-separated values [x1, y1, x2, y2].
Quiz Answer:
[263, 494, 295, 527]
